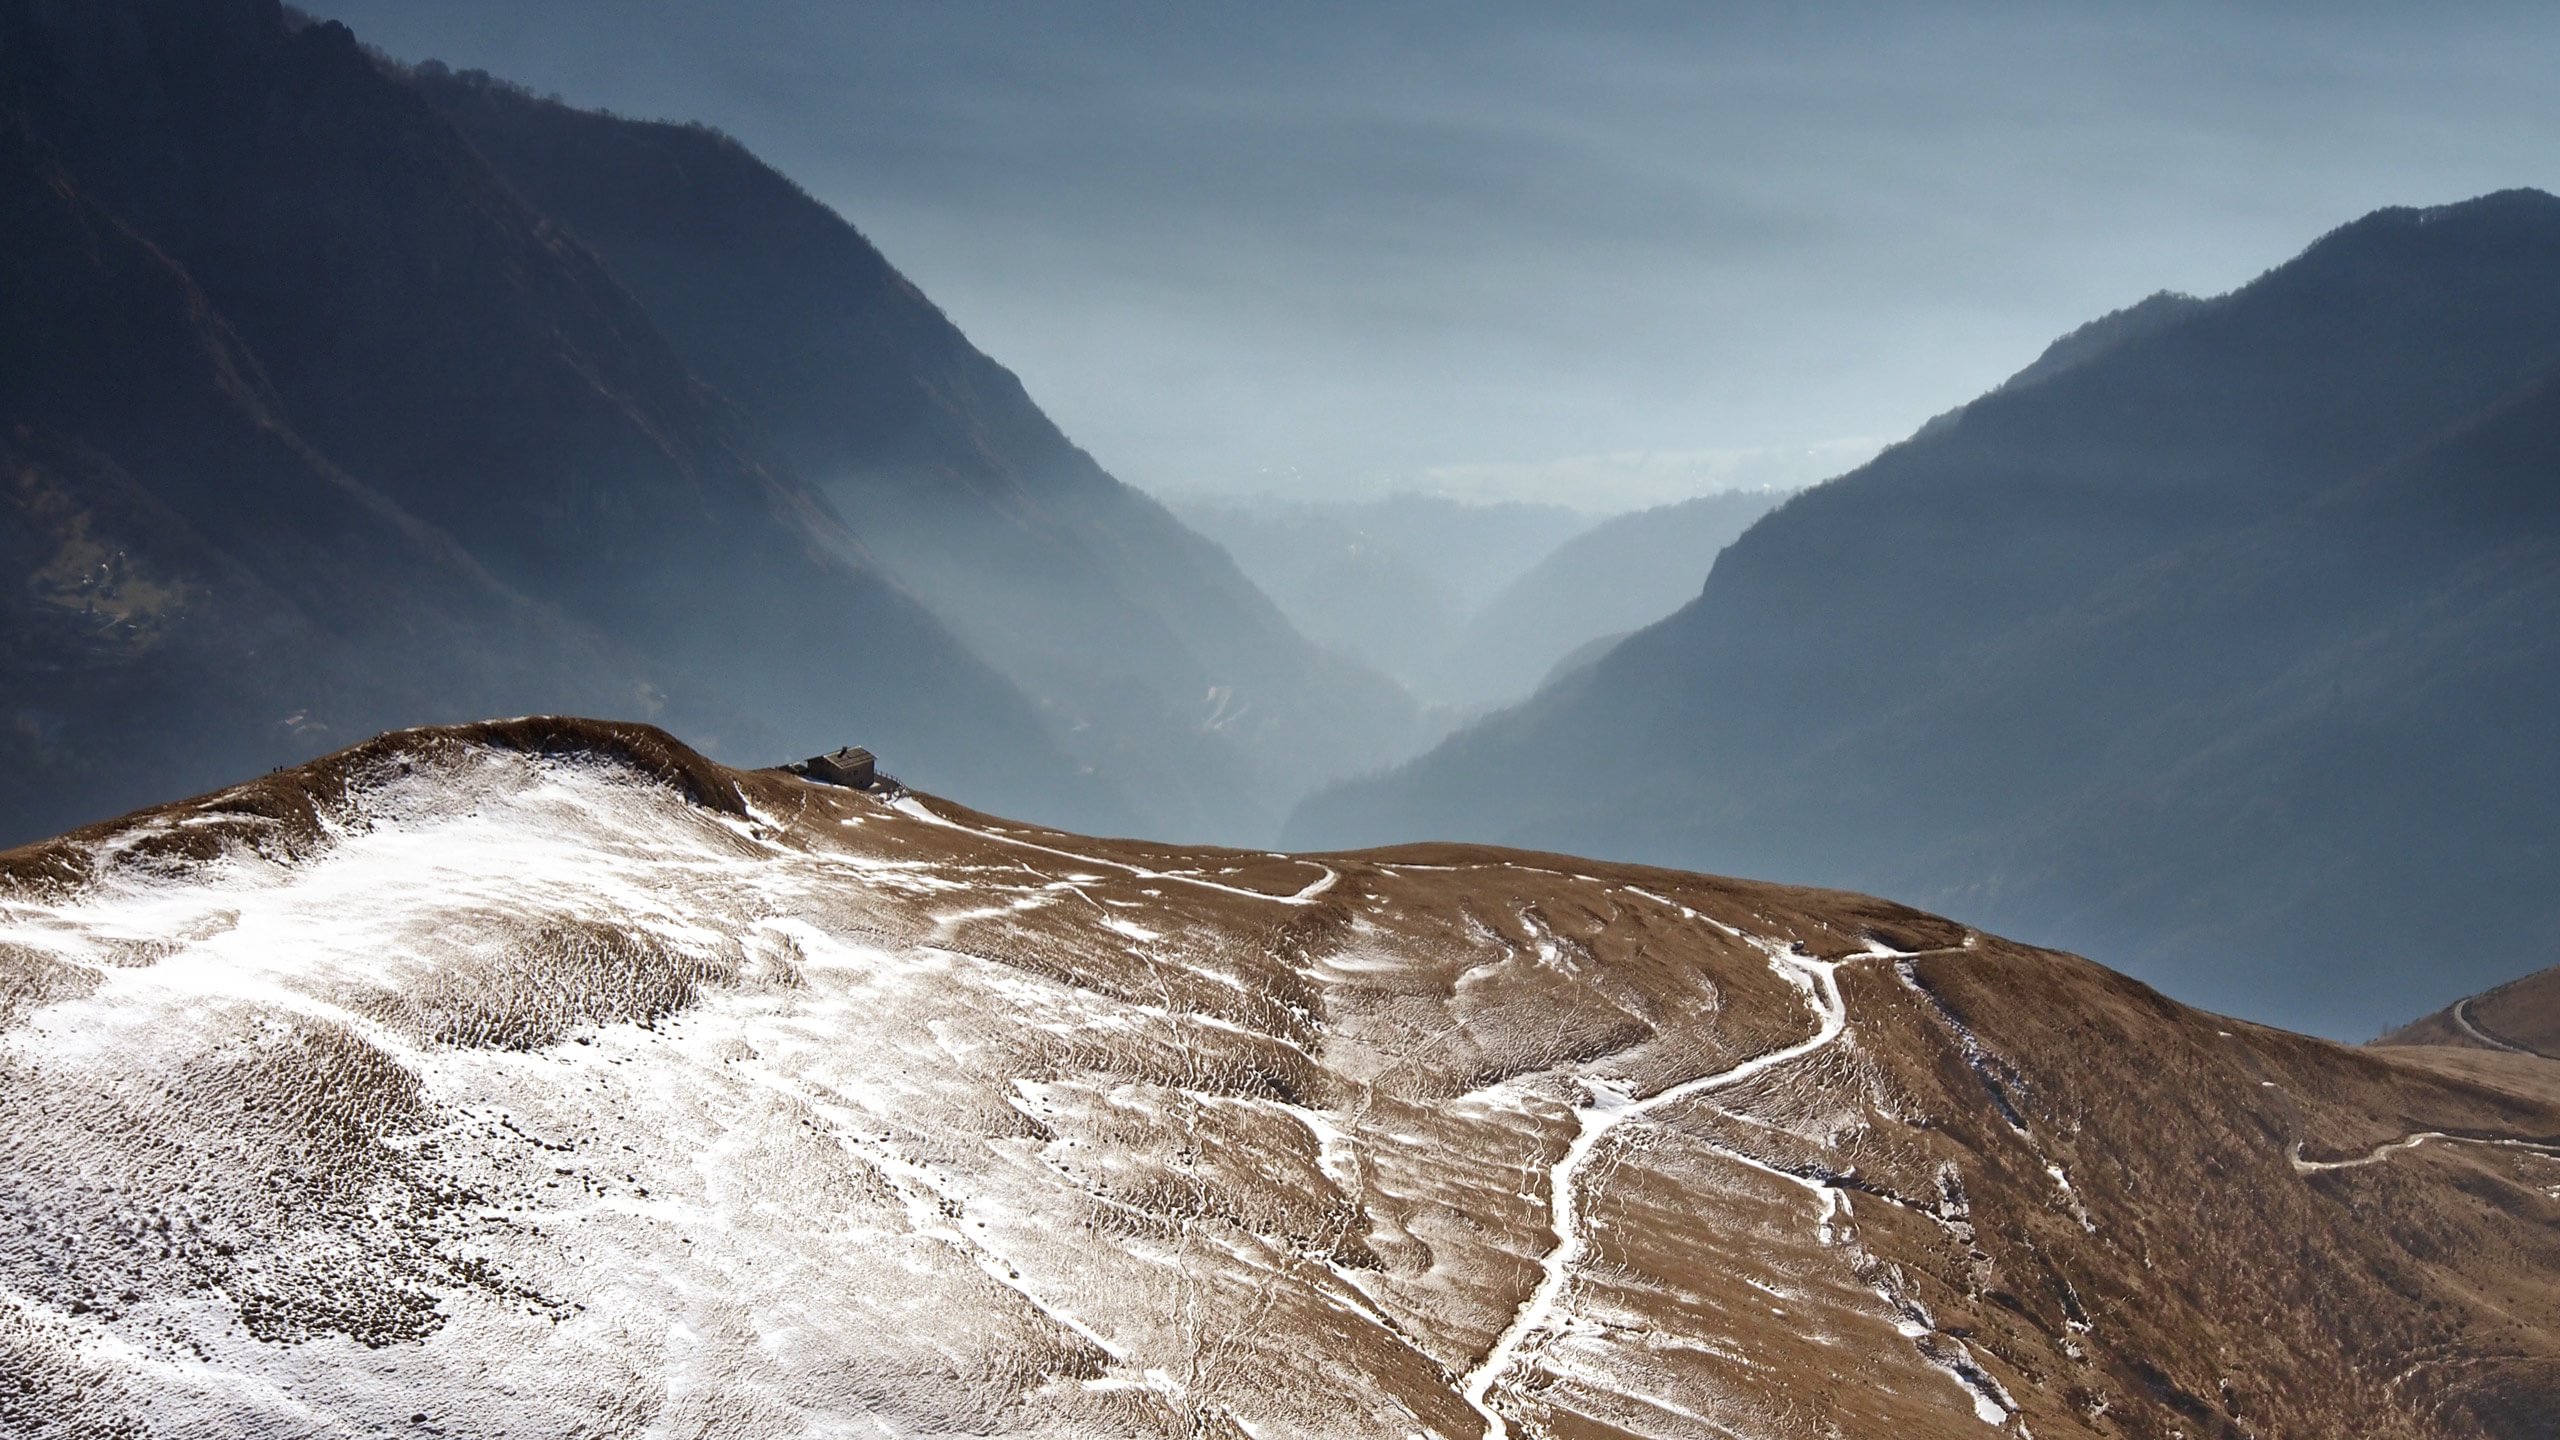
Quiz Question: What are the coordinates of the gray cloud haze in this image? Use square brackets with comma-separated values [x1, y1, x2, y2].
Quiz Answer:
[306, 0, 2560, 506]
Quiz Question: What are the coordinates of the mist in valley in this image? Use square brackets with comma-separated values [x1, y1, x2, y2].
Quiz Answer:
[14, 5, 2560, 1436]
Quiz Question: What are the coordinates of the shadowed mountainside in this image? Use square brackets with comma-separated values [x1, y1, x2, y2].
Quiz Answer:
[0, 110, 648, 841]
[411, 70, 1422, 841]
[2, 718, 2556, 1436]
[0, 0, 1109, 844]
[1291, 191, 2560, 1040]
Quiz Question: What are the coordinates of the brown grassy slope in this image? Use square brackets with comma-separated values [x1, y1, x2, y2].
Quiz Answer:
[2382, 965, 2560, 1059]
[3, 718, 2556, 1438]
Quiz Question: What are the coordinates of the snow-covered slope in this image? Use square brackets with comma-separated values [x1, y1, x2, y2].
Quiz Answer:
[3, 720, 2556, 1437]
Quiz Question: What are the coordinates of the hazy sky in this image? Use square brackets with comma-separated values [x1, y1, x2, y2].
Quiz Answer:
[307, 1, 2560, 508]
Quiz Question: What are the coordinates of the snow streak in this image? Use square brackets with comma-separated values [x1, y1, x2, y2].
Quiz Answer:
[1457, 939, 1851, 1438]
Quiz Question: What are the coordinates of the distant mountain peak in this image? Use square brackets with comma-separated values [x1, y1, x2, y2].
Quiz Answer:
[2267, 184, 2560, 289]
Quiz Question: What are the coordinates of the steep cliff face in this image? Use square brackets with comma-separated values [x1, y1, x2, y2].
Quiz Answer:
[3, 719, 2555, 1436]
[412, 73, 1421, 841]
[1293, 190, 2560, 1039]
[0, 0, 1132, 845]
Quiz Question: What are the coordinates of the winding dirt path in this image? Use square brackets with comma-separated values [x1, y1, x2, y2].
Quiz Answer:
[1455, 940, 1851, 1439]
[2289, 1130, 2560, 1173]
[886, 794, 1337, 904]
[2451, 997, 2536, 1056]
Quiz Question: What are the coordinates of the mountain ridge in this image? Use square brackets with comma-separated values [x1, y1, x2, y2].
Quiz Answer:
[0, 0, 1437, 849]
[409, 67, 1422, 841]
[1288, 186, 2560, 1038]
[0, 0, 1104, 837]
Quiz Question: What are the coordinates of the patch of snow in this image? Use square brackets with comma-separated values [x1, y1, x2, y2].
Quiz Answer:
[1100, 916, 1162, 944]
